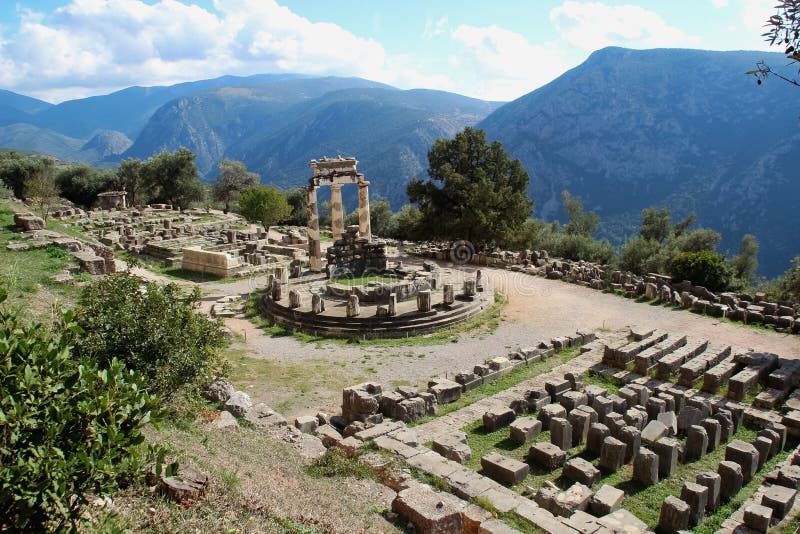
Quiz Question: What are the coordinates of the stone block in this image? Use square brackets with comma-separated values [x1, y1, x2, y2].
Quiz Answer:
[592, 396, 614, 422]
[700, 418, 721, 452]
[545, 377, 571, 398]
[761, 484, 797, 520]
[551, 482, 593, 517]
[618, 426, 641, 463]
[769, 422, 788, 451]
[392, 486, 463, 533]
[294, 415, 318, 434]
[567, 409, 591, 447]
[480, 452, 529, 486]
[677, 406, 701, 431]
[696, 472, 721, 511]
[680, 482, 708, 527]
[633, 447, 659, 485]
[538, 403, 567, 428]
[623, 407, 647, 431]
[483, 407, 516, 431]
[432, 432, 472, 464]
[428, 378, 462, 404]
[563, 457, 601, 487]
[590, 484, 624, 516]
[718, 460, 743, 501]
[608, 394, 627, 414]
[478, 518, 523, 534]
[778, 465, 800, 489]
[753, 436, 772, 470]
[641, 420, 668, 444]
[686, 425, 709, 461]
[743, 503, 772, 533]
[713, 410, 735, 441]
[658, 496, 690, 534]
[725, 439, 760, 482]
[509, 417, 541, 444]
[529, 441, 566, 470]
[586, 423, 610, 456]
[645, 397, 666, 422]
[605, 412, 626, 437]
[559, 390, 588, 412]
[599, 436, 626, 471]
[759, 428, 782, 458]
[550, 417, 572, 451]
[652, 438, 679, 478]
[657, 411, 678, 435]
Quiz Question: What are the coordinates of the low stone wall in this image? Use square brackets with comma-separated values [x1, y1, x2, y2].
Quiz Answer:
[181, 247, 241, 277]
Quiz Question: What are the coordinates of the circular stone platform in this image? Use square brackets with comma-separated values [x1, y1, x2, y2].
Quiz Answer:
[259, 269, 494, 339]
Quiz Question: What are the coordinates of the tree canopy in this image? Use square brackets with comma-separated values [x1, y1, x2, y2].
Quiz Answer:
[407, 127, 532, 246]
[237, 185, 292, 230]
[749, 0, 800, 86]
[140, 148, 204, 208]
[0, 153, 54, 199]
[55, 164, 119, 207]
[212, 158, 259, 213]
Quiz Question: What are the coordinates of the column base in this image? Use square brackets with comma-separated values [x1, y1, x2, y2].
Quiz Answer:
[309, 257, 325, 272]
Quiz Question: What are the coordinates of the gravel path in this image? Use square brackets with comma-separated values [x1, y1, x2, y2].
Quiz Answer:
[202, 265, 800, 417]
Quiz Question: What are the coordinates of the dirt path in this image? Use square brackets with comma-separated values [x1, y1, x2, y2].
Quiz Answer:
[203, 266, 800, 418]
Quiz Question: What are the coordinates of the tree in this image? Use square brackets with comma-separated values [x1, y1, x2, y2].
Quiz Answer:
[141, 148, 204, 208]
[24, 162, 58, 223]
[766, 256, 800, 306]
[212, 159, 259, 213]
[749, 0, 800, 86]
[284, 187, 309, 226]
[407, 127, 533, 246]
[640, 207, 671, 242]
[74, 273, 226, 397]
[669, 251, 732, 291]
[391, 204, 424, 241]
[55, 164, 118, 207]
[237, 185, 292, 231]
[0, 153, 53, 199]
[562, 190, 599, 237]
[0, 288, 159, 531]
[345, 197, 396, 237]
[116, 158, 148, 206]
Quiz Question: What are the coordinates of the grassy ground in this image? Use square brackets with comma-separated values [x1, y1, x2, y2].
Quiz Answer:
[458, 410, 794, 530]
[327, 275, 400, 286]
[409, 347, 582, 426]
[118, 250, 230, 283]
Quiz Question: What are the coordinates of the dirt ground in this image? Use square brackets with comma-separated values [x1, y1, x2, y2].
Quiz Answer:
[199, 264, 800, 419]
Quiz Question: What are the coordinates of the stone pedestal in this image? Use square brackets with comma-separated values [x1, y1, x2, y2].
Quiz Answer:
[288, 290, 301, 309]
[311, 294, 325, 314]
[388, 293, 397, 316]
[277, 266, 289, 284]
[347, 295, 360, 318]
[443, 283, 454, 305]
[463, 279, 476, 297]
[417, 289, 432, 312]
[330, 184, 344, 240]
[306, 186, 323, 271]
[357, 182, 371, 239]
[271, 279, 282, 301]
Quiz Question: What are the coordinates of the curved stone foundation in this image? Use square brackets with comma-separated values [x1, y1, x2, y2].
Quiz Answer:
[260, 282, 494, 339]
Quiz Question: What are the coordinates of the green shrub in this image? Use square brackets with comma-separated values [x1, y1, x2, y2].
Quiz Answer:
[669, 250, 732, 291]
[0, 288, 160, 531]
[74, 273, 227, 398]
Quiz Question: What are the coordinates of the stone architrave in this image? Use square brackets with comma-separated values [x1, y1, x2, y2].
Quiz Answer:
[443, 284, 455, 305]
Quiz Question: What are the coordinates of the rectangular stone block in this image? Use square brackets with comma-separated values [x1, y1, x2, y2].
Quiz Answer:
[563, 457, 601, 487]
[529, 441, 566, 470]
[480, 452, 530, 486]
[725, 440, 760, 482]
[509, 417, 541, 444]
[483, 407, 516, 431]
[590, 484, 624, 516]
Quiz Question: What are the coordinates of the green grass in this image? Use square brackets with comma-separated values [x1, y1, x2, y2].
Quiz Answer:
[304, 448, 378, 481]
[458, 412, 796, 530]
[581, 370, 621, 395]
[408, 347, 582, 426]
[327, 275, 400, 287]
[118, 250, 229, 283]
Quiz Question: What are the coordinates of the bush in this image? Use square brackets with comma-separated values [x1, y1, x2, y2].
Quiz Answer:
[668, 251, 732, 291]
[0, 289, 159, 531]
[74, 273, 226, 397]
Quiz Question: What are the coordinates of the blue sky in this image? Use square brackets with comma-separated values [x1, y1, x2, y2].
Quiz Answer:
[0, 0, 783, 103]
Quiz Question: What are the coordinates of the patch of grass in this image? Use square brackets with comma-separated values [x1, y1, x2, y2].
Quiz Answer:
[327, 274, 400, 287]
[304, 448, 377, 481]
[118, 250, 230, 283]
[582, 370, 621, 395]
[409, 347, 582, 426]
[498, 511, 545, 534]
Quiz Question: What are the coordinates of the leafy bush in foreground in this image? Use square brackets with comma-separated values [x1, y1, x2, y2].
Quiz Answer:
[0, 289, 159, 531]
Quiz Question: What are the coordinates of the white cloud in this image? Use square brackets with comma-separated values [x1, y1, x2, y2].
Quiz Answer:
[451, 24, 571, 101]
[0, 0, 453, 102]
[711, 0, 729, 8]
[550, 1, 700, 51]
[423, 16, 448, 39]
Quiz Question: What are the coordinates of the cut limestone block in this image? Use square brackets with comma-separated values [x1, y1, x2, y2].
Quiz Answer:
[718, 460, 743, 501]
[432, 432, 472, 464]
[590, 484, 624, 516]
[599, 436, 626, 471]
[743, 503, 772, 533]
[633, 447, 659, 486]
[652, 438, 679, 478]
[480, 452, 529, 486]
[550, 417, 572, 452]
[551, 482, 593, 517]
[680, 482, 708, 527]
[686, 425, 709, 462]
[696, 472, 721, 511]
[563, 457, 601, 487]
[760, 484, 797, 520]
[392, 486, 462, 533]
[529, 441, 566, 470]
[587, 423, 610, 456]
[509, 417, 541, 445]
[725, 440, 760, 482]
[658, 496, 690, 534]
[483, 407, 516, 431]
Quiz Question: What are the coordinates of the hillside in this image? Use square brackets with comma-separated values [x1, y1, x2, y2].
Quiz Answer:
[478, 47, 800, 277]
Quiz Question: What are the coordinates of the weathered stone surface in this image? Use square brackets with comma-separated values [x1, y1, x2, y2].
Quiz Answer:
[759, 428, 783, 458]
[592, 396, 614, 422]
[686, 425, 709, 461]
[483, 407, 516, 431]
[696, 472, 721, 511]
[761, 484, 797, 520]
[778, 465, 800, 489]
[718, 460, 743, 501]
[658, 496, 690, 534]
[294, 415, 318, 434]
[714, 410, 735, 441]
[481, 452, 529, 486]
[559, 390, 588, 412]
[743, 502, 773, 533]
[701, 418, 721, 452]
[538, 403, 567, 428]
[680, 482, 708, 527]
[509, 417, 541, 444]
[596, 509, 649, 534]
[432, 432, 472, 464]
[342, 382, 382, 422]
[545, 377, 571, 398]
[477, 518, 523, 534]
[203, 378, 235, 402]
[392, 486, 463, 533]
[529, 441, 566, 470]
[428, 378, 462, 404]
[633, 447, 659, 485]
[211, 410, 238, 429]
[586, 423, 610, 456]
[551, 482, 593, 517]
[753, 436, 772, 470]
[599, 436, 626, 471]
[567, 409, 591, 447]
[641, 420, 668, 444]
[224, 390, 252, 417]
[652, 438, 679, 478]
[657, 410, 678, 435]
[590, 484, 624, 516]
[677, 406, 702, 431]
[563, 457, 601, 487]
[550, 417, 572, 451]
[315, 424, 343, 447]
[725, 439, 760, 482]
[618, 425, 641, 462]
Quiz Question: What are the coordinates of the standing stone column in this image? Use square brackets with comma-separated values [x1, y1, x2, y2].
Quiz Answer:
[388, 293, 397, 316]
[417, 289, 432, 312]
[330, 184, 344, 240]
[357, 181, 371, 240]
[311, 294, 325, 314]
[347, 295, 360, 317]
[271, 279, 282, 301]
[443, 283, 454, 305]
[288, 290, 301, 309]
[463, 279, 476, 297]
[306, 186, 323, 271]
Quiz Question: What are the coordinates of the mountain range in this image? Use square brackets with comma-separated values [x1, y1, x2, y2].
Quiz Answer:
[0, 47, 797, 276]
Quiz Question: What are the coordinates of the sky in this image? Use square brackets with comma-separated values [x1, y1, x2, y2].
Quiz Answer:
[0, 0, 785, 104]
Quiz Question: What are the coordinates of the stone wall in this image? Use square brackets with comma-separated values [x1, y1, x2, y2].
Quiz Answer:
[326, 225, 387, 277]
